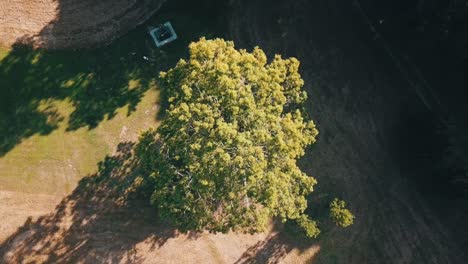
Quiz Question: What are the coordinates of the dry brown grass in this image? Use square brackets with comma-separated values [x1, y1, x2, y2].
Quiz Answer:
[1, 0, 466, 263]
[0, 0, 165, 49]
[0, 142, 321, 264]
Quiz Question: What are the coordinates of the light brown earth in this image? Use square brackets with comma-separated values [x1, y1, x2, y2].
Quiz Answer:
[0, 144, 320, 264]
[0, 0, 467, 263]
[0, 0, 165, 49]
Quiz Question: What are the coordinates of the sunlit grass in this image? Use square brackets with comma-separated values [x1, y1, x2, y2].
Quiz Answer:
[0, 48, 9, 61]
[0, 0, 223, 196]
[0, 89, 159, 195]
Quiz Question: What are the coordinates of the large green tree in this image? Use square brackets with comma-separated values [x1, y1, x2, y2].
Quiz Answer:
[137, 38, 347, 237]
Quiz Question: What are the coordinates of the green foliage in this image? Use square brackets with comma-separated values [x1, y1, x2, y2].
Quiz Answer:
[296, 214, 320, 238]
[137, 38, 319, 235]
[329, 198, 355, 228]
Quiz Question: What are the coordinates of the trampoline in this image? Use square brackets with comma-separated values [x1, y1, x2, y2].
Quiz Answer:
[148, 22, 177, 47]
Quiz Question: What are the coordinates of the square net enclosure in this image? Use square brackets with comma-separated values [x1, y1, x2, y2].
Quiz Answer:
[148, 22, 177, 47]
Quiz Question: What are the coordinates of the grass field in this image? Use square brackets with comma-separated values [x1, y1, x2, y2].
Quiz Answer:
[0, 2, 322, 263]
[0, 41, 161, 194]
[0, 89, 159, 194]
[2, 0, 465, 263]
[0, 49, 8, 61]
[0, 0, 223, 195]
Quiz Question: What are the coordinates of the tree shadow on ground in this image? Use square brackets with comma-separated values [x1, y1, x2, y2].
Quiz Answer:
[0, 142, 179, 263]
[0, 141, 318, 264]
[0, 0, 228, 157]
[0, 38, 158, 156]
[233, 195, 330, 264]
[234, 230, 318, 264]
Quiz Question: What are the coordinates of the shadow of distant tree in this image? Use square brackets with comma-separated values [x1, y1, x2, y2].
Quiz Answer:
[0, 37, 158, 156]
[235, 233, 292, 264]
[0, 142, 178, 263]
[234, 225, 318, 264]
[0, 0, 229, 157]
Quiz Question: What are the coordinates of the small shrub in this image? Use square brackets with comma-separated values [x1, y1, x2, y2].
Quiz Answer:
[296, 214, 320, 238]
[329, 198, 355, 228]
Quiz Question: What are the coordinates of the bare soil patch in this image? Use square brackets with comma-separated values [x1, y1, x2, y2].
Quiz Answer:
[0, 143, 320, 264]
[0, 0, 165, 49]
[0, 191, 61, 243]
[1, 0, 466, 263]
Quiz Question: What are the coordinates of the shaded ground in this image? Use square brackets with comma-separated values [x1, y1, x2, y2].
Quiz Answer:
[226, 0, 467, 263]
[0, 191, 62, 242]
[0, 142, 320, 264]
[0, 142, 170, 263]
[0, 22, 163, 193]
[0, 41, 155, 157]
[0, 89, 159, 195]
[1, 0, 467, 263]
[0, 0, 223, 158]
[355, 0, 468, 253]
[1, 1, 322, 263]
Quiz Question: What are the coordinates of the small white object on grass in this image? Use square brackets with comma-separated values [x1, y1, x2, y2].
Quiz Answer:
[143, 56, 149, 61]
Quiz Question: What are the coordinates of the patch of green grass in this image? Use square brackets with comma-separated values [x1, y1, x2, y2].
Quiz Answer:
[0, 0, 226, 156]
[0, 48, 9, 61]
[0, 89, 159, 195]
[0, 0, 226, 195]
[0, 38, 162, 194]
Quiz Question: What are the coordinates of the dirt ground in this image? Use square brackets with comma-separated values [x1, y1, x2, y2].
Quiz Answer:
[0, 0, 165, 49]
[0, 191, 62, 242]
[225, 0, 466, 263]
[0, 143, 320, 264]
[0, 0, 467, 263]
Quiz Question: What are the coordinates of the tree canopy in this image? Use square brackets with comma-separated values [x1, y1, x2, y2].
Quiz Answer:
[137, 38, 350, 237]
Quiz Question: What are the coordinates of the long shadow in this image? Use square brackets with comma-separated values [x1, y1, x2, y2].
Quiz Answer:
[0, 38, 156, 156]
[0, 0, 228, 157]
[0, 142, 178, 263]
[0, 0, 168, 156]
[234, 228, 319, 264]
[235, 233, 298, 264]
[233, 194, 334, 264]
[0, 139, 316, 263]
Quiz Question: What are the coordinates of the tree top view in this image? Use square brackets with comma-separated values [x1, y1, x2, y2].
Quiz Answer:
[137, 38, 352, 237]
[1, 0, 467, 263]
